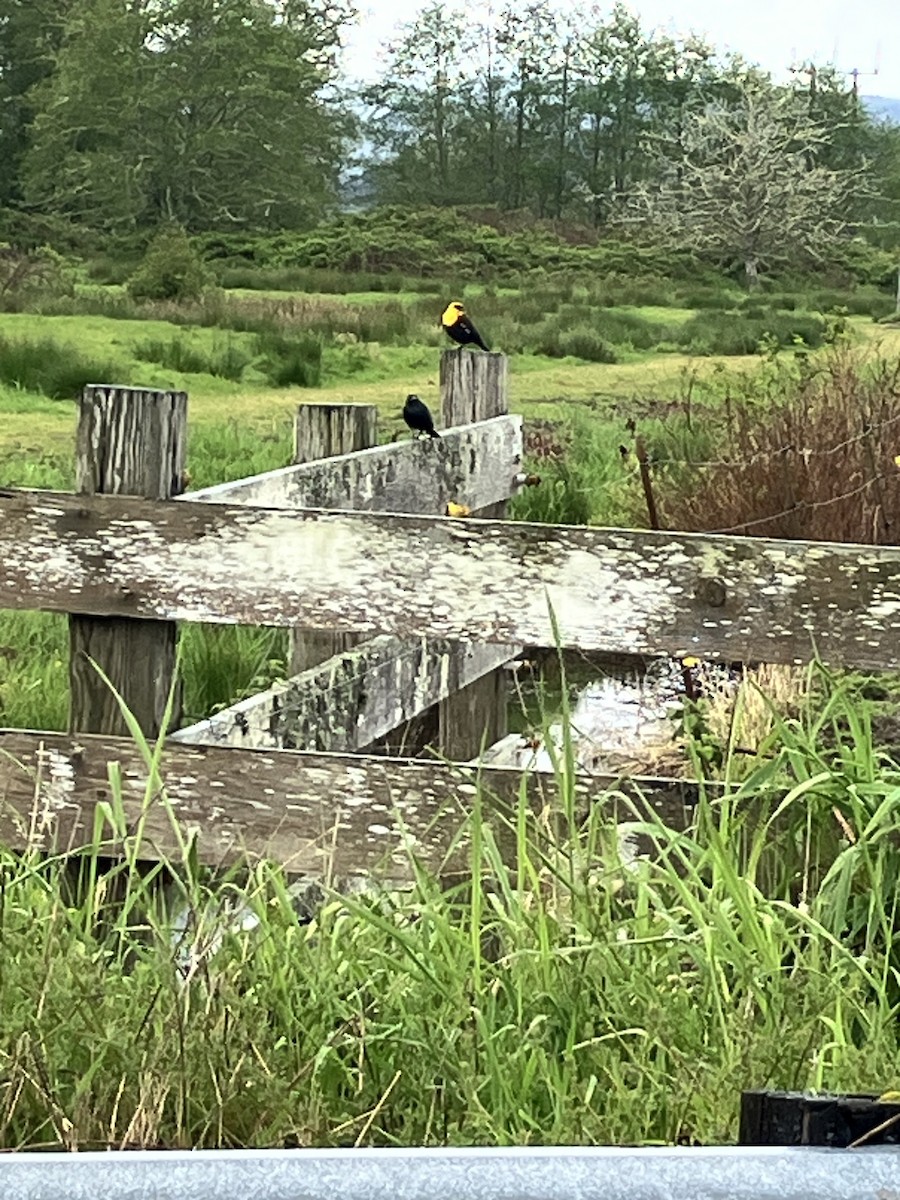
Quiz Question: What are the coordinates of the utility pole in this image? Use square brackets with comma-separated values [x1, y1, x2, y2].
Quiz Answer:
[841, 65, 879, 98]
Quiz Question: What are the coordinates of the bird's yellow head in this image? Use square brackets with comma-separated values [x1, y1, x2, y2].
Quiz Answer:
[441, 300, 466, 327]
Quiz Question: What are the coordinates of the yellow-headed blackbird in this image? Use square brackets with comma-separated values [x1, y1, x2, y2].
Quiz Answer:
[403, 394, 439, 438]
[441, 301, 490, 351]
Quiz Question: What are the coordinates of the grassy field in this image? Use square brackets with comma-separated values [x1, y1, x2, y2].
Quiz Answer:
[2, 275, 900, 1150]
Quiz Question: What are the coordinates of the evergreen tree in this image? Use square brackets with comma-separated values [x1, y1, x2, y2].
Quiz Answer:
[0, 0, 76, 206]
[21, 0, 354, 231]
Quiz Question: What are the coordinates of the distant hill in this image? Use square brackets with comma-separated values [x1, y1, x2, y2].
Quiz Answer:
[863, 95, 900, 123]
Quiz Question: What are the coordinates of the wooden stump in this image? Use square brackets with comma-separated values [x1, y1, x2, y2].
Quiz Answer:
[440, 350, 508, 429]
[69, 385, 187, 737]
[289, 403, 378, 674]
[292, 401, 378, 466]
[437, 350, 510, 759]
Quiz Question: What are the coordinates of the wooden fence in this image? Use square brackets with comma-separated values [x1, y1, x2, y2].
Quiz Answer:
[1, 350, 899, 880]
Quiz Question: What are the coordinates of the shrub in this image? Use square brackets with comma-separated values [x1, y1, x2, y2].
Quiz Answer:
[132, 335, 250, 381]
[677, 311, 825, 356]
[679, 284, 741, 309]
[750, 292, 797, 312]
[0, 244, 72, 304]
[556, 326, 618, 363]
[195, 207, 700, 281]
[804, 288, 896, 320]
[0, 334, 124, 399]
[86, 254, 138, 285]
[653, 343, 900, 543]
[596, 309, 670, 350]
[127, 224, 213, 303]
[254, 331, 323, 387]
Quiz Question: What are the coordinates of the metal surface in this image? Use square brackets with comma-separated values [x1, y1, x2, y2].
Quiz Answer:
[2, 1145, 900, 1200]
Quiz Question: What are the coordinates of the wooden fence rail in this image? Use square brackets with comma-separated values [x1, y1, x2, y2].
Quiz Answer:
[1, 485, 899, 668]
[172, 634, 518, 753]
[183, 414, 522, 515]
[0, 730, 700, 876]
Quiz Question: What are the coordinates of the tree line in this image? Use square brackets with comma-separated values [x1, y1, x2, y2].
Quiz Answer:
[0, 0, 353, 231]
[362, 3, 898, 234]
[0, 0, 898, 262]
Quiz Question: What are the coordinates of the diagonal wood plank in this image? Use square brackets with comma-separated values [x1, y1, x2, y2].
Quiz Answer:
[0, 730, 702, 876]
[181, 409, 524, 753]
[2, 487, 900, 667]
[182, 415, 522, 514]
[172, 635, 518, 752]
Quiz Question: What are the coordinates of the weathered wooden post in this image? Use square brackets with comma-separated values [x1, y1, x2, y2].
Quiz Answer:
[69, 385, 187, 737]
[437, 350, 510, 759]
[293, 401, 378, 466]
[289, 403, 378, 674]
[440, 350, 508, 436]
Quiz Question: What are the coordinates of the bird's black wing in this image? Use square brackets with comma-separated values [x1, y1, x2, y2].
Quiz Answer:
[458, 315, 490, 352]
[403, 397, 437, 435]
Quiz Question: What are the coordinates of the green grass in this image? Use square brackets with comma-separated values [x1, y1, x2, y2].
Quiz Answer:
[0, 331, 123, 399]
[0, 614, 289, 731]
[185, 419, 292, 489]
[179, 624, 288, 722]
[0, 669, 899, 1149]
[132, 333, 251, 381]
[510, 408, 644, 527]
[0, 611, 68, 729]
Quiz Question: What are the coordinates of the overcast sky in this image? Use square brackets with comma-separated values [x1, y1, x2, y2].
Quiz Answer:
[344, 0, 899, 98]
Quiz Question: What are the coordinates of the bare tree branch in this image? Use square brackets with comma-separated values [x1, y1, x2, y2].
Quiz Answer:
[611, 83, 872, 285]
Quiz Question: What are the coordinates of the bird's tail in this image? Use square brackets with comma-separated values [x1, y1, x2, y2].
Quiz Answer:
[476, 335, 491, 352]
[429, 429, 440, 438]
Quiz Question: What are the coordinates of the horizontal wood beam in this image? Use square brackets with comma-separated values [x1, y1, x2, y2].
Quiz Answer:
[2, 487, 900, 666]
[0, 731, 701, 876]
[172, 635, 519, 752]
[182, 415, 522, 515]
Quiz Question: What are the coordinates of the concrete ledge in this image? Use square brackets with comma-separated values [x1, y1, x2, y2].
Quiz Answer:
[2, 1144, 900, 1200]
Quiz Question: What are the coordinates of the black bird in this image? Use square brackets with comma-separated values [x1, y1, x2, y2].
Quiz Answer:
[402, 394, 439, 439]
[441, 301, 490, 351]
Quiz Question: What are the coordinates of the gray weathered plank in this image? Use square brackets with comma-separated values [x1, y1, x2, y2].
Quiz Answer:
[3, 487, 900, 667]
[0, 730, 699, 875]
[172, 635, 518, 753]
[182, 415, 522, 515]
